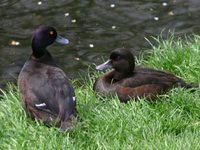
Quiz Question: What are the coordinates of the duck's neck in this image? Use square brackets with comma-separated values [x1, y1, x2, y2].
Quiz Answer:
[31, 38, 46, 58]
[30, 50, 57, 67]
[31, 37, 57, 66]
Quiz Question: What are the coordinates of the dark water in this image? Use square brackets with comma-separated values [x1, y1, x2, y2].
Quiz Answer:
[0, 0, 200, 88]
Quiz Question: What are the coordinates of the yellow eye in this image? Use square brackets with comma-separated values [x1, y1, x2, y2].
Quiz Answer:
[49, 31, 54, 35]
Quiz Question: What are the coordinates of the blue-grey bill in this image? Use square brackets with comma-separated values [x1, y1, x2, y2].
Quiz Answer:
[95, 59, 112, 71]
[55, 35, 69, 45]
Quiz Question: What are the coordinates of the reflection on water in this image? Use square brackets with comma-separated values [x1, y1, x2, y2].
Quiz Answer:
[0, 0, 200, 88]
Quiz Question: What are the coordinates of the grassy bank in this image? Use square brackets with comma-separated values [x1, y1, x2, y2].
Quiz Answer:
[0, 35, 200, 149]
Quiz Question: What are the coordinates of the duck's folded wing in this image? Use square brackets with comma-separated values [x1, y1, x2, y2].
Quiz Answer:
[28, 67, 76, 125]
[122, 69, 182, 88]
[116, 83, 167, 102]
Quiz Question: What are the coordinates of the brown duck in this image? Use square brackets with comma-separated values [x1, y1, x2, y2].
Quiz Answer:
[94, 48, 198, 102]
[18, 26, 77, 130]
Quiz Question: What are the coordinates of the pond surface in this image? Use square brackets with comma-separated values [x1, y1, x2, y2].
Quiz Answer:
[0, 0, 200, 88]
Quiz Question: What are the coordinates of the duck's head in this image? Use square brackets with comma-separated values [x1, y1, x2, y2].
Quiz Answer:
[96, 48, 135, 80]
[32, 26, 69, 57]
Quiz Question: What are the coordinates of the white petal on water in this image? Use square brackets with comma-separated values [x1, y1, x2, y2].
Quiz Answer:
[110, 4, 115, 8]
[112, 25, 116, 29]
[15, 42, 20, 45]
[71, 19, 76, 23]
[89, 44, 94, 48]
[74, 57, 80, 61]
[162, 2, 167, 6]
[64, 13, 69, 17]
[11, 40, 20, 46]
[154, 17, 159, 21]
[37, 1, 42, 5]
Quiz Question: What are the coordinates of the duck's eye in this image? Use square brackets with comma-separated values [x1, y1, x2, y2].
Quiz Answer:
[49, 31, 54, 35]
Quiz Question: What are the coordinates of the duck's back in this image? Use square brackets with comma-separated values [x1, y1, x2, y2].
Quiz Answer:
[18, 59, 76, 130]
[116, 67, 191, 101]
[94, 67, 190, 102]
[119, 67, 184, 87]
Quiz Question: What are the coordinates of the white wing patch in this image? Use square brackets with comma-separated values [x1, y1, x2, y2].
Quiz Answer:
[73, 97, 76, 102]
[35, 102, 46, 107]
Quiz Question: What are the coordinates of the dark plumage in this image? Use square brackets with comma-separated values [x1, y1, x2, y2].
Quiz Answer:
[94, 48, 198, 102]
[18, 26, 77, 130]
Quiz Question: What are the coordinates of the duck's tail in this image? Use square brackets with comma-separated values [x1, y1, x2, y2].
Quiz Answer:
[178, 80, 199, 91]
[186, 83, 199, 89]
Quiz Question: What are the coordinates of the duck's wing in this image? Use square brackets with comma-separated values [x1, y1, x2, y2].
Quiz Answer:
[134, 68, 195, 88]
[19, 65, 76, 129]
[116, 83, 167, 102]
[121, 67, 184, 88]
[116, 68, 187, 102]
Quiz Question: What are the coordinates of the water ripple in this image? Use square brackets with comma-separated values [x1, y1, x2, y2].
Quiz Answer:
[0, 0, 19, 7]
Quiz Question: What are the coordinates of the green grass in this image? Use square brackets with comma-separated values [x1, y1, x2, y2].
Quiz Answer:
[0, 35, 200, 149]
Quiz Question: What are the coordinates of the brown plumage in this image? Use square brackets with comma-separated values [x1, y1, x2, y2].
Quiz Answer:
[18, 26, 77, 130]
[94, 48, 198, 102]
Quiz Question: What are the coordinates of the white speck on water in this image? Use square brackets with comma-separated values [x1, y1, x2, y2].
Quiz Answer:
[112, 25, 116, 29]
[110, 4, 115, 8]
[168, 11, 175, 16]
[74, 57, 80, 61]
[154, 17, 159, 21]
[11, 40, 20, 46]
[15, 41, 20, 45]
[64, 13, 69, 17]
[89, 44, 94, 48]
[71, 19, 76, 23]
[38, 1, 42, 5]
[162, 2, 167, 6]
